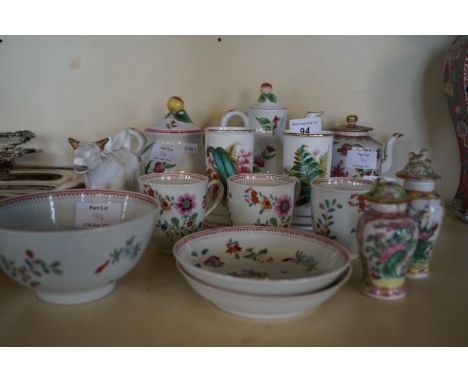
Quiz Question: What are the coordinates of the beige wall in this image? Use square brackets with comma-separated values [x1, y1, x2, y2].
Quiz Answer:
[0, 36, 458, 200]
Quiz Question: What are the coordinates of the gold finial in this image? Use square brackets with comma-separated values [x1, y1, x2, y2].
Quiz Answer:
[167, 96, 185, 113]
[346, 115, 358, 125]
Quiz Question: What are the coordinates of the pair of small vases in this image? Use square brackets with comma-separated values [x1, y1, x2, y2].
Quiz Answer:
[309, 166, 444, 301]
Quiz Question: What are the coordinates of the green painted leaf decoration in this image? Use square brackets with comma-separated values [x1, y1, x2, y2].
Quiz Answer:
[258, 93, 268, 103]
[171, 217, 179, 227]
[284, 145, 324, 207]
[269, 217, 278, 227]
[382, 251, 406, 278]
[173, 109, 193, 123]
[265, 93, 277, 103]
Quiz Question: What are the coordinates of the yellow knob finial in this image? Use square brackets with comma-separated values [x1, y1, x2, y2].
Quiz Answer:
[167, 96, 185, 113]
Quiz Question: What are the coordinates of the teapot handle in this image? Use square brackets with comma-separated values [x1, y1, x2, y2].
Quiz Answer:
[220, 110, 249, 127]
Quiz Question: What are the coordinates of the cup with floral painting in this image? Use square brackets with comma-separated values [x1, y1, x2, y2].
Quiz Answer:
[227, 174, 299, 228]
[138, 173, 224, 254]
[310, 177, 374, 258]
[204, 126, 255, 227]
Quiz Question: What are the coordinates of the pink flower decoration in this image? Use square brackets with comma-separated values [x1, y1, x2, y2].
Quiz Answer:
[203, 256, 224, 268]
[265, 145, 275, 153]
[153, 161, 165, 173]
[174, 193, 196, 215]
[379, 243, 407, 264]
[254, 154, 265, 168]
[275, 195, 292, 217]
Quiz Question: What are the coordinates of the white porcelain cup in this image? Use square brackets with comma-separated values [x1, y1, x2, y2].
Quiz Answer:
[283, 130, 334, 229]
[138, 172, 224, 254]
[204, 126, 255, 226]
[310, 177, 374, 257]
[227, 174, 299, 227]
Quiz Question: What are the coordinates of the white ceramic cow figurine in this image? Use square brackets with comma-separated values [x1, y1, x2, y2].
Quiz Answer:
[68, 128, 146, 191]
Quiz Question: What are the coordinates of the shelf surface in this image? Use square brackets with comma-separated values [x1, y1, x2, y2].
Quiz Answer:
[0, 211, 467, 346]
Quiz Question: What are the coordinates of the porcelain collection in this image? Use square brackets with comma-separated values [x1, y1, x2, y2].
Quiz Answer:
[0, 82, 448, 317]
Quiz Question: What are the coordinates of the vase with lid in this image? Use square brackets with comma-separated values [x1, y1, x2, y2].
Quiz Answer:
[396, 149, 444, 279]
[443, 36, 468, 223]
[357, 179, 419, 300]
[220, 83, 287, 174]
[330, 115, 403, 178]
[140, 97, 205, 175]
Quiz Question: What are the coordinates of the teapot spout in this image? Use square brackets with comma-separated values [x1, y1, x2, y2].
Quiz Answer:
[381, 133, 403, 174]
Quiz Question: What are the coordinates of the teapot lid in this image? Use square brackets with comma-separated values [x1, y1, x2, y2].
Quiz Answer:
[253, 83, 283, 110]
[149, 97, 201, 133]
[362, 178, 411, 204]
[396, 149, 441, 180]
[330, 115, 374, 133]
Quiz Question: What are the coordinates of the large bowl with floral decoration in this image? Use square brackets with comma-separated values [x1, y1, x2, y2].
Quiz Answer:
[177, 260, 351, 320]
[0, 189, 158, 304]
[173, 226, 351, 295]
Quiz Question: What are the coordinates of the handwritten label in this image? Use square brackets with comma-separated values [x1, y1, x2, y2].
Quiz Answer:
[288, 117, 322, 134]
[149, 144, 184, 164]
[75, 202, 122, 229]
[184, 143, 198, 154]
[345, 149, 378, 170]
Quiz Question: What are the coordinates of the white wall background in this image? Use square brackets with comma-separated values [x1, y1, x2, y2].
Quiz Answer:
[0, 36, 458, 201]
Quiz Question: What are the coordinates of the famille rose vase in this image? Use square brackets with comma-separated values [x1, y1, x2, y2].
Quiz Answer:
[140, 97, 205, 175]
[396, 149, 444, 279]
[205, 126, 255, 226]
[283, 130, 334, 230]
[444, 36, 468, 223]
[357, 179, 419, 300]
[329, 115, 402, 178]
[221, 83, 287, 175]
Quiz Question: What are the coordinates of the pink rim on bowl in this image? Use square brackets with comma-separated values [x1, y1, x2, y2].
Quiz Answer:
[138, 172, 209, 184]
[0, 189, 159, 233]
[228, 173, 297, 185]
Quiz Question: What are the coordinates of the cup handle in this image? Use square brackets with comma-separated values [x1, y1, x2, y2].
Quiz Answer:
[204, 179, 225, 218]
[220, 110, 249, 127]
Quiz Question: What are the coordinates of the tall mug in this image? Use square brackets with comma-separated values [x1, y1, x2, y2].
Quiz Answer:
[205, 126, 255, 227]
[283, 130, 334, 230]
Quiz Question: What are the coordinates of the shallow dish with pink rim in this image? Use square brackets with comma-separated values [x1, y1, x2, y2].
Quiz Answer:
[173, 226, 351, 295]
[177, 261, 351, 320]
[0, 189, 158, 304]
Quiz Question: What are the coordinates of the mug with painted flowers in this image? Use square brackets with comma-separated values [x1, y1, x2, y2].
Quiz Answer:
[138, 172, 224, 254]
[227, 174, 299, 228]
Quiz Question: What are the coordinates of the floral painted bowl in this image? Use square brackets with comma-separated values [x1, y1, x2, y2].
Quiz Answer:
[0, 189, 158, 304]
[173, 226, 351, 295]
[177, 261, 351, 320]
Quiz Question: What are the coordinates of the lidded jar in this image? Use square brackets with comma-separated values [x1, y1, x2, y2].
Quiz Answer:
[220, 83, 287, 174]
[396, 149, 444, 279]
[330, 115, 403, 178]
[357, 179, 419, 300]
[140, 97, 205, 175]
